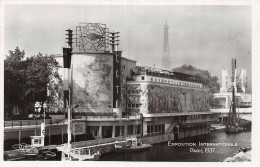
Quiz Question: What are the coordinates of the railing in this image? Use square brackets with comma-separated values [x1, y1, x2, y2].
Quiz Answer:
[183, 118, 214, 123]
[75, 114, 142, 121]
[71, 136, 125, 148]
[143, 111, 212, 117]
[145, 132, 165, 137]
[84, 115, 118, 120]
[125, 115, 142, 119]
[126, 134, 141, 139]
[4, 119, 67, 128]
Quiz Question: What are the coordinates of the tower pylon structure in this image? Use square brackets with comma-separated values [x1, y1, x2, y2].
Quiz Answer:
[162, 22, 171, 70]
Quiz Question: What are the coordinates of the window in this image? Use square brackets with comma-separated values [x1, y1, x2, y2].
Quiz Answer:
[151, 78, 153, 81]
[34, 139, 40, 144]
[132, 104, 135, 108]
[147, 126, 151, 133]
[136, 104, 139, 107]
[141, 76, 145, 80]
[128, 104, 131, 108]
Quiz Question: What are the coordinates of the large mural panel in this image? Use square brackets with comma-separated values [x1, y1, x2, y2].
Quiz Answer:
[72, 54, 113, 113]
[126, 84, 210, 114]
[147, 85, 210, 113]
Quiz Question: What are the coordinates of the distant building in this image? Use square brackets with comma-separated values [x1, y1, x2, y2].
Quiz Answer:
[213, 69, 251, 109]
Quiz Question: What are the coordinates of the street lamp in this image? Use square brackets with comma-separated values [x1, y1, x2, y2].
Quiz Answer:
[41, 102, 48, 146]
[34, 102, 46, 146]
[43, 102, 47, 125]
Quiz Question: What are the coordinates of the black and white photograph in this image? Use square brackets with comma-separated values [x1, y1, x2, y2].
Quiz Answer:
[1, 0, 259, 166]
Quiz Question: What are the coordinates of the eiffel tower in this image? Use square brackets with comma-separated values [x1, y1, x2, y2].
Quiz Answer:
[161, 22, 171, 70]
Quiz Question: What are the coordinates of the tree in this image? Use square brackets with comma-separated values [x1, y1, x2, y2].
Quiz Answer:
[173, 64, 210, 78]
[172, 64, 220, 107]
[4, 47, 26, 117]
[4, 47, 62, 118]
[24, 53, 62, 112]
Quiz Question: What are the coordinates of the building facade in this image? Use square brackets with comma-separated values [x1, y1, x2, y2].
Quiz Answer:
[4, 23, 215, 151]
[66, 23, 214, 141]
[126, 66, 213, 137]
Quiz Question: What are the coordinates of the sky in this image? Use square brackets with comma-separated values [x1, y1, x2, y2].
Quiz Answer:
[4, 5, 252, 92]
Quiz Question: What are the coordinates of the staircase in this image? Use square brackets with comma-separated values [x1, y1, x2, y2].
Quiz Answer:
[165, 123, 177, 134]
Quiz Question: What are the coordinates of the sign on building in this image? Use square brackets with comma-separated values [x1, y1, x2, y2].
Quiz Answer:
[76, 23, 109, 52]
[113, 51, 122, 108]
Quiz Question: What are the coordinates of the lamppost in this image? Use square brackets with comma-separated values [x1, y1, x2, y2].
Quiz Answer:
[34, 102, 46, 146]
[43, 102, 47, 125]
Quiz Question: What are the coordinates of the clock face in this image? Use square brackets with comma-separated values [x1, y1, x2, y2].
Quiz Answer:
[78, 23, 107, 52]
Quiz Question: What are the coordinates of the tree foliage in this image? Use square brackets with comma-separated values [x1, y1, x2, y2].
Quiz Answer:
[4, 47, 26, 114]
[172, 64, 220, 107]
[173, 64, 211, 78]
[4, 47, 62, 117]
[172, 64, 220, 94]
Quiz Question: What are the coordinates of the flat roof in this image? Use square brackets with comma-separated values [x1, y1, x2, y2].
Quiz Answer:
[121, 56, 136, 62]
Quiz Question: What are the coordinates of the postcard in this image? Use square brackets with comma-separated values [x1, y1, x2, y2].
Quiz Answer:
[1, 1, 259, 167]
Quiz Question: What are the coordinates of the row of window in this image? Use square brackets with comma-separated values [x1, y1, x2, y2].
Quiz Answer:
[189, 115, 208, 120]
[127, 103, 140, 108]
[147, 124, 165, 134]
[241, 102, 251, 105]
[141, 76, 202, 88]
[179, 125, 208, 131]
[127, 90, 141, 95]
